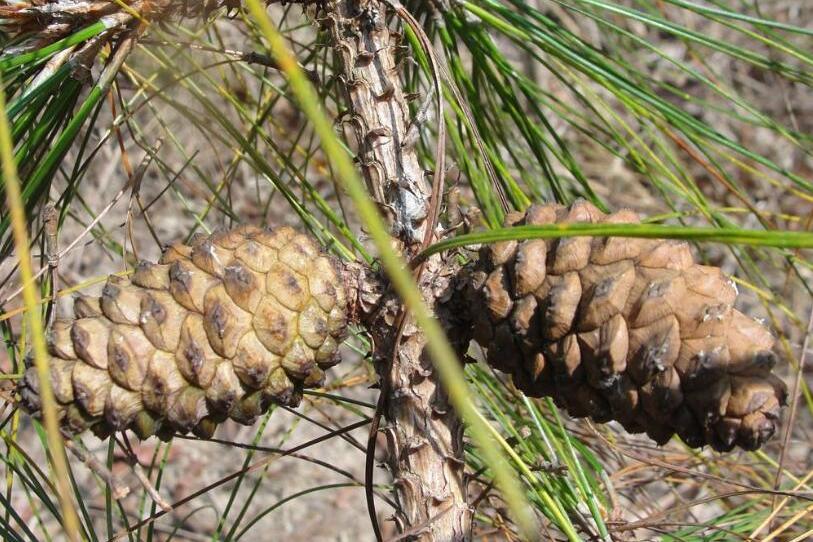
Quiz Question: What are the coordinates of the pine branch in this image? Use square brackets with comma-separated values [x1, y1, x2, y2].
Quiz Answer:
[321, 0, 470, 539]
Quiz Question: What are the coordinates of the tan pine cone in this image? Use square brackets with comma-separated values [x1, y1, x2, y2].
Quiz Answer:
[464, 201, 786, 452]
[17, 225, 349, 440]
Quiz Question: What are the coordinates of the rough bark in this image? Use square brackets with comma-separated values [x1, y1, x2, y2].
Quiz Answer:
[323, 1, 471, 539]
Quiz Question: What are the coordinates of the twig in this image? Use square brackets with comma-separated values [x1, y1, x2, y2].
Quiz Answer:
[385, 503, 454, 542]
[42, 203, 59, 325]
[469, 479, 496, 512]
[116, 434, 172, 512]
[768, 302, 813, 521]
[124, 138, 162, 262]
[63, 438, 130, 500]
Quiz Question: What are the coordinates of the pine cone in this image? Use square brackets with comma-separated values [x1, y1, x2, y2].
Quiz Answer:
[464, 201, 786, 452]
[17, 225, 348, 440]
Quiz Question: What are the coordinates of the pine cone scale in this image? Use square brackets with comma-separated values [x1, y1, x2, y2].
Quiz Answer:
[465, 201, 786, 451]
[18, 226, 349, 440]
[18, 209, 786, 452]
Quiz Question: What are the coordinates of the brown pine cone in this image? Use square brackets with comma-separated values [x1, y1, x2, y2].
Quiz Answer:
[464, 201, 786, 452]
[17, 225, 348, 440]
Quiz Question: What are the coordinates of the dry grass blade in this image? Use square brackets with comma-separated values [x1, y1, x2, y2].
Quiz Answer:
[0, 74, 82, 541]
